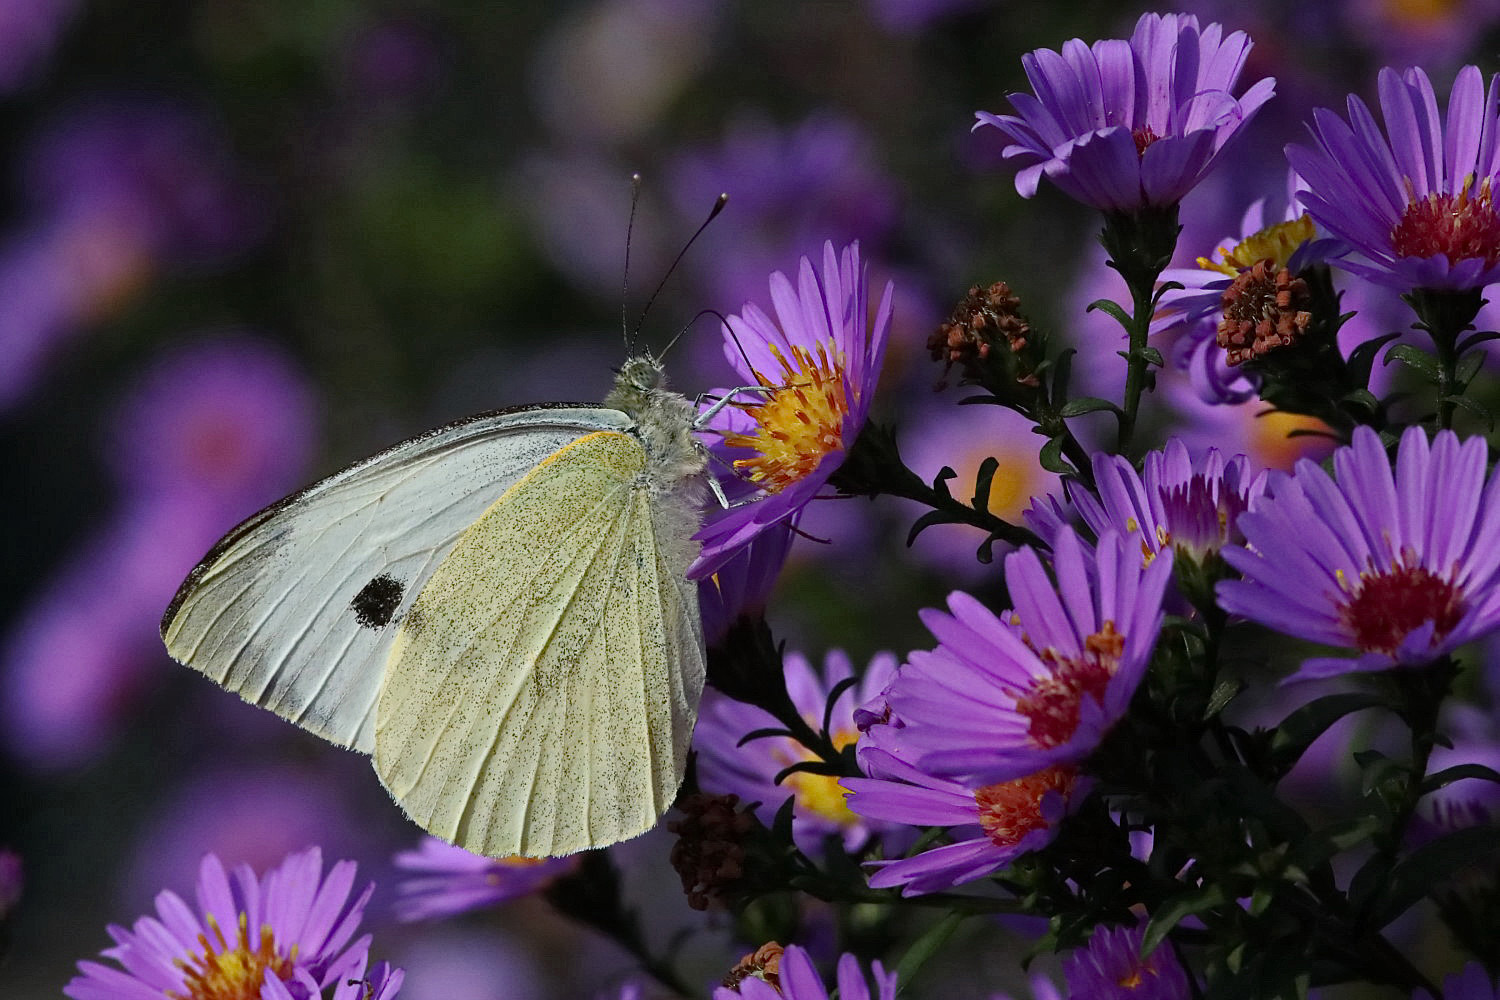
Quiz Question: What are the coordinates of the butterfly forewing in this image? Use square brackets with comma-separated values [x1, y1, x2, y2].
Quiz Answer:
[161, 406, 632, 752]
[374, 429, 704, 858]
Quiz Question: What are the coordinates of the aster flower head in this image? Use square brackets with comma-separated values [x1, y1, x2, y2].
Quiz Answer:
[1064, 924, 1192, 999]
[692, 240, 893, 577]
[1288, 65, 1500, 291]
[391, 836, 579, 922]
[976, 12, 1275, 213]
[714, 943, 897, 1000]
[1154, 171, 1345, 404]
[844, 747, 1087, 896]
[695, 650, 900, 853]
[1053, 439, 1268, 571]
[881, 527, 1172, 785]
[65, 847, 399, 1000]
[1218, 425, 1500, 680]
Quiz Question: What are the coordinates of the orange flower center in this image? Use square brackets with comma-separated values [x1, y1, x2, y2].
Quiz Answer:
[170, 913, 296, 1000]
[973, 765, 1077, 848]
[720, 340, 851, 494]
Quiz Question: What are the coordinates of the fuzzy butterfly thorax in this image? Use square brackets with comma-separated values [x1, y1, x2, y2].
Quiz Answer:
[606, 353, 710, 491]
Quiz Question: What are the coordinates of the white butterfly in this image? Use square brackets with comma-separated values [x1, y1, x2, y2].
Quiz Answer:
[161, 353, 718, 858]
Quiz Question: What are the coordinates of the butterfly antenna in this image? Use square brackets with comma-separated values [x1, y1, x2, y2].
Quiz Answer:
[622, 173, 644, 354]
[630, 192, 728, 351]
[659, 307, 744, 364]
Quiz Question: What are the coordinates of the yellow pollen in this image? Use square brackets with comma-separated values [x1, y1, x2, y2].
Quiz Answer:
[720, 340, 851, 494]
[1198, 215, 1317, 276]
[169, 913, 296, 1000]
[973, 765, 1077, 847]
[1120, 970, 1145, 988]
[778, 728, 860, 825]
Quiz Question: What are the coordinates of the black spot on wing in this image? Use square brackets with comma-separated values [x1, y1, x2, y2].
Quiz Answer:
[351, 574, 404, 628]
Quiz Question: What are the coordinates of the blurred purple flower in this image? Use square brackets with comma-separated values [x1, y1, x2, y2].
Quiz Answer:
[885, 528, 1171, 784]
[341, 18, 447, 107]
[66, 847, 400, 1000]
[669, 113, 901, 312]
[1064, 923, 1192, 999]
[24, 98, 268, 266]
[122, 760, 379, 914]
[695, 650, 899, 853]
[844, 749, 1084, 896]
[0, 0, 77, 92]
[715, 944, 897, 1000]
[1343, 0, 1500, 76]
[1288, 65, 1500, 291]
[976, 12, 1275, 213]
[1414, 962, 1499, 1000]
[693, 241, 893, 577]
[1219, 426, 1500, 680]
[1, 336, 316, 770]
[391, 837, 578, 922]
[107, 334, 320, 505]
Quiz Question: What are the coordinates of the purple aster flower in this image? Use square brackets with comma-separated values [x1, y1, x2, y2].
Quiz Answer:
[844, 748, 1085, 896]
[883, 528, 1172, 784]
[1035, 438, 1268, 569]
[1414, 962, 1499, 1000]
[1064, 923, 1192, 999]
[1287, 65, 1500, 291]
[0, 0, 77, 93]
[695, 650, 899, 853]
[976, 12, 1275, 213]
[1218, 425, 1500, 680]
[391, 836, 578, 922]
[0, 847, 21, 921]
[65, 847, 400, 1000]
[698, 521, 794, 647]
[691, 240, 893, 577]
[1154, 170, 1346, 404]
[715, 944, 897, 1000]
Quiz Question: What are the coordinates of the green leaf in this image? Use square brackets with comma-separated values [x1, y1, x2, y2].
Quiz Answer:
[972, 456, 1000, 510]
[738, 726, 792, 747]
[1051, 347, 1077, 402]
[1038, 436, 1076, 476]
[1421, 762, 1500, 793]
[1339, 388, 1380, 415]
[1086, 297, 1133, 330]
[1205, 678, 1245, 719]
[1058, 396, 1122, 418]
[894, 913, 967, 990]
[1364, 826, 1500, 928]
[1142, 884, 1229, 956]
[1134, 345, 1165, 368]
[1456, 350, 1485, 387]
[1383, 343, 1442, 381]
[907, 509, 961, 546]
[1457, 329, 1500, 354]
[1439, 393, 1495, 429]
[1345, 332, 1401, 385]
[1267, 692, 1387, 774]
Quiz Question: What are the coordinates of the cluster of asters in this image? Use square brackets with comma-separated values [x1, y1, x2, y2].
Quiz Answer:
[63, 9, 1500, 1000]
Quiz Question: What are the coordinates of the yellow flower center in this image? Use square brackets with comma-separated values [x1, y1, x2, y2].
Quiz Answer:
[720, 340, 851, 494]
[778, 727, 860, 825]
[170, 913, 296, 1000]
[1380, 0, 1459, 26]
[1198, 215, 1317, 276]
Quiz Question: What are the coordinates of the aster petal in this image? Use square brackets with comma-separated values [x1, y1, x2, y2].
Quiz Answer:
[866, 837, 1004, 894]
[1444, 66, 1486, 187]
[780, 946, 828, 1000]
[836, 953, 872, 1000]
[1140, 130, 1218, 204]
[1381, 67, 1440, 196]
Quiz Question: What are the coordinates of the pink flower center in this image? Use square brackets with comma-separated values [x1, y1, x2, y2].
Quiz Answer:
[1013, 623, 1123, 749]
[1390, 177, 1500, 267]
[973, 765, 1076, 848]
[1339, 560, 1465, 655]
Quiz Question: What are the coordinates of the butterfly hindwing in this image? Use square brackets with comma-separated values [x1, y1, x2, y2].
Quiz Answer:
[161, 406, 633, 753]
[373, 429, 705, 858]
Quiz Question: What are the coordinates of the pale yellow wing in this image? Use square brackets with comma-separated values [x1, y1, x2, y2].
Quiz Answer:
[373, 430, 706, 858]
